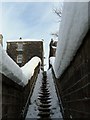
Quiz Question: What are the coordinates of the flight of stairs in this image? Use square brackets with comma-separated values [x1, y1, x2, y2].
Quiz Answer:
[37, 71, 52, 120]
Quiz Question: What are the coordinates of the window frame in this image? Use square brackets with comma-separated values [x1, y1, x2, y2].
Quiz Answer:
[17, 54, 23, 63]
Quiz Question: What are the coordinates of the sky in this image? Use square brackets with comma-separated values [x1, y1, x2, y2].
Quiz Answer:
[1, 2, 63, 70]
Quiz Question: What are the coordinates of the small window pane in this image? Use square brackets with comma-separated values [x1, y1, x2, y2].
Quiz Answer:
[17, 54, 23, 63]
[17, 43, 23, 51]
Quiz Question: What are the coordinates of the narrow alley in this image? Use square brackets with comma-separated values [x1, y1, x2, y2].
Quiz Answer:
[0, 2, 90, 120]
[26, 69, 62, 119]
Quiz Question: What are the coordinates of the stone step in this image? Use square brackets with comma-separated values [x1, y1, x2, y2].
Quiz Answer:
[37, 71, 53, 119]
[39, 104, 51, 108]
[38, 94, 50, 98]
[39, 100, 51, 104]
[39, 92, 50, 95]
[38, 111, 50, 117]
[40, 87, 49, 90]
[40, 90, 49, 93]
[39, 95, 50, 98]
[38, 107, 51, 112]
[38, 97, 51, 102]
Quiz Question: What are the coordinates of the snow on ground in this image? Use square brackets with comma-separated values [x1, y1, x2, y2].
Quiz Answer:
[47, 69, 62, 118]
[26, 70, 43, 119]
[21, 57, 41, 81]
[0, 45, 41, 86]
[54, 2, 89, 78]
[0, 44, 27, 86]
[26, 69, 62, 119]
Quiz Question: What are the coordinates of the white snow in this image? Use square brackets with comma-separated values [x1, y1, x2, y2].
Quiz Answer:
[26, 70, 43, 118]
[26, 69, 62, 119]
[52, 45, 57, 49]
[50, 57, 55, 68]
[21, 57, 41, 81]
[0, 45, 27, 86]
[7, 39, 43, 42]
[54, 2, 89, 78]
[0, 45, 41, 86]
[47, 69, 62, 118]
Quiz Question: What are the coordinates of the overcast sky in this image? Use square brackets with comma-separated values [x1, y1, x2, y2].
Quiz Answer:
[1, 2, 62, 69]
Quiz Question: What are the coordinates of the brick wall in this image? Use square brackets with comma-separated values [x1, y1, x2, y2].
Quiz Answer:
[53, 29, 90, 119]
[23, 41, 43, 66]
[7, 42, 17, 63]
[7, 41, 43, 67]
[1, 63, 40, 120]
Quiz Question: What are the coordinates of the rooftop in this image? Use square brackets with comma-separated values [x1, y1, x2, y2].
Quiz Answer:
[7, 38, 43, 43]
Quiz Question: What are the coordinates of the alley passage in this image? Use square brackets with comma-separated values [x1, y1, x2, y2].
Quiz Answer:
[26, 69, 62, 119]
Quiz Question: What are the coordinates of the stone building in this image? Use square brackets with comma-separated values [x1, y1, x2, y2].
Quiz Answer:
[6, 38, 44, 69]
[49, 39, 57, 57]
[49, 39, 57, 69]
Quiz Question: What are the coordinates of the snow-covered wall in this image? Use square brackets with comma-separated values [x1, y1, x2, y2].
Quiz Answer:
[0, 45, 41, 86]
[54, 2, 89, 78]
[0, 45, 27, 86]
[50, 57, 55, 67]
[21, 56, 41, 81]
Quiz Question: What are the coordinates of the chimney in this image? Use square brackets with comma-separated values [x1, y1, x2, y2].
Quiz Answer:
[19, 37, 22, 40]
[0, 34, 3, 46]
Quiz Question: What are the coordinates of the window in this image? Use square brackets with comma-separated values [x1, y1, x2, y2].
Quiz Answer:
[17, 43, 23, 51]
[17, 54, 23, 63]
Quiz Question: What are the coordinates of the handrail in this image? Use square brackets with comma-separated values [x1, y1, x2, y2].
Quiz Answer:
[21, 77, 36, 119]
[21, 63, 40, 119]
[51, 67, 64, 119]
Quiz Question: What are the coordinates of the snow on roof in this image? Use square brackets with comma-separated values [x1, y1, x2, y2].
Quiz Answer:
[7, 39, 43, 42]
[54, 2, 89, 79]
[21, 57, 41, 80]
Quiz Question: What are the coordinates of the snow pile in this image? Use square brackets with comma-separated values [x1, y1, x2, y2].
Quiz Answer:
[26, 70, 43, 118]
[52, 46, 57, 49]
[21, 57, 41, 81]
[47, 69, 62, 118]
[0, 45, 27, 86]
[54, 2, 89, 78]
[50, 57, 55, 68]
